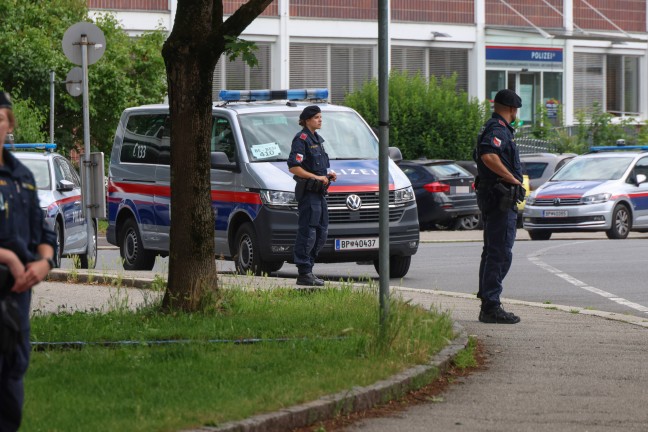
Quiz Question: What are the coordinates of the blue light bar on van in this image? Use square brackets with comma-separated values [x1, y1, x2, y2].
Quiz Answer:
[3, 143, 57, 150]
[219, 88, 329, 102]
[590, 145, 648, 152]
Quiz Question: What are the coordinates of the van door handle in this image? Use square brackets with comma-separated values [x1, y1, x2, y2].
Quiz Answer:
[74, 201, 81, 206]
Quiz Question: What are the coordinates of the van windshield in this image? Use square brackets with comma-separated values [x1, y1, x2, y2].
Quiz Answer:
[238, 111, 378, 162]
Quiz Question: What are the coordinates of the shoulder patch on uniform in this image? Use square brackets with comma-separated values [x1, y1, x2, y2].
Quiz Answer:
[296, 153, 303, 163]
[0, 180, 6, 186]
[498, 120, 506, 127]
[22, 182, 36, 191]
[300, 133, 307, 140]
[493, 137, 501, 147]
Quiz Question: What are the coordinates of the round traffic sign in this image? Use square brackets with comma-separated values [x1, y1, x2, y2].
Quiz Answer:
[65, 67, 83, 97]
[62, 22, 106, 66]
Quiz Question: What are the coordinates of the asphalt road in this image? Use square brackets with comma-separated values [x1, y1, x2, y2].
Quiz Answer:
[76, 233, 648, 319]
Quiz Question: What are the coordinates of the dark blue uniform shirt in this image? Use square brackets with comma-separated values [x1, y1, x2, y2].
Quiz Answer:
[0, 149, 56, 264]
[474, 113, 523, 183]
[287, 128, 330, 176]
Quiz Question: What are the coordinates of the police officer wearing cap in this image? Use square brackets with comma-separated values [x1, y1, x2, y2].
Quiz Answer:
[287, 105, 337, 286]
[473, 89, 524, 324]
[0, 91, 56, 430]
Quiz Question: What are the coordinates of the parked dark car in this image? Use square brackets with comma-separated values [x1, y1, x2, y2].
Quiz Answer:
[397, 159, 480, 230]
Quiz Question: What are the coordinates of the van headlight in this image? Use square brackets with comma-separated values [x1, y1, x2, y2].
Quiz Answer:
[394, 186, 415, 204]
[526, 195, 536, 205]
[260, 190, 297, 209]
[581, 193, 611, 204]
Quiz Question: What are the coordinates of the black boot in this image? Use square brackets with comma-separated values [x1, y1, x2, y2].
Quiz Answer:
[479, 306, 521, 324]
[296, 273, 325, 286]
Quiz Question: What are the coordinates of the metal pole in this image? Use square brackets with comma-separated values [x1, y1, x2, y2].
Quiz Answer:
[378, 0, 390, 328]
[81, 35, 96, 262]
[49, 71, 55, 144]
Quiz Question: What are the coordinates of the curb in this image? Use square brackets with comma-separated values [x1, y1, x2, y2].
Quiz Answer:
[46, 269, 159, 289]
[186, 324, 469, 432]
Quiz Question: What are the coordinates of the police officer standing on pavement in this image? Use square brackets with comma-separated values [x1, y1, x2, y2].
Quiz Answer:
[288, 105, 337, 286]
[474, 89, 525, 324]
[0, 91, 56, 430]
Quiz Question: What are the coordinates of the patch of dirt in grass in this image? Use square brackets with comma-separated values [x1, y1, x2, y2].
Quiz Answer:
[292, 339, 488, 432]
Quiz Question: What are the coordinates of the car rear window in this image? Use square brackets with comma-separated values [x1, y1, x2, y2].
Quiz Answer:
[523, 162, 548, 179]
[424, 163, 471, 178]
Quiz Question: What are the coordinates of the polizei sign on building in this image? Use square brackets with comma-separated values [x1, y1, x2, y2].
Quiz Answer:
[486, 46, 563, 69]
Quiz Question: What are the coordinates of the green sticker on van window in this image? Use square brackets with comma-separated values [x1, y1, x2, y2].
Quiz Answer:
[251, 143, 281, 159]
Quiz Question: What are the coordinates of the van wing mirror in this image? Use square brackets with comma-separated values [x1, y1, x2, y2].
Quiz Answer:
[57, 179, 75, 192]
[388, 147, 403, 162]
[636, 174, 647, 185]
[210, 152, 237, 170]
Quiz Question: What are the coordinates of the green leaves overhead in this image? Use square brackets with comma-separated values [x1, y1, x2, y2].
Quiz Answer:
[0, 0, 167, 155]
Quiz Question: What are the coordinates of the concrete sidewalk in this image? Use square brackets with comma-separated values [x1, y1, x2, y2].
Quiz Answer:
[32, 269, 648, 431]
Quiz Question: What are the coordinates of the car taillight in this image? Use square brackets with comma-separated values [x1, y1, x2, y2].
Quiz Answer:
[423, 182, 450, 193]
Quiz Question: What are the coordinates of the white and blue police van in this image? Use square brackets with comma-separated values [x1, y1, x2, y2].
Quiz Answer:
[7, 143, 97, 268]
[106, 89, 419, 277]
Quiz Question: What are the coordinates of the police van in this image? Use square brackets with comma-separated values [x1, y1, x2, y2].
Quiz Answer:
[106, 89, 419, 277]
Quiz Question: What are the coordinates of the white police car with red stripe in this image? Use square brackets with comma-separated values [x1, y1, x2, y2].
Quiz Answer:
[523, 146, 648, 240]
[10, 144, 97, 267]
[107, 89, 419, 276]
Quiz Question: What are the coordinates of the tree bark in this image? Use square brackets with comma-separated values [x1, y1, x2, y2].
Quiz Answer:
[160, 0, 273, 311]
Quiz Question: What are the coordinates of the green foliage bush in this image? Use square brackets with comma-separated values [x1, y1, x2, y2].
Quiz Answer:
[0, 1, 167, 156]
[344, 72, 488, 161]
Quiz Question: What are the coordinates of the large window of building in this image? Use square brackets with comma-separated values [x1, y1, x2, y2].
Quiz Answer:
[211, 43, 271, 100]
[290, 44, 375, 103]
[574, 52, 640, 117]
[392, 46, 469, 92]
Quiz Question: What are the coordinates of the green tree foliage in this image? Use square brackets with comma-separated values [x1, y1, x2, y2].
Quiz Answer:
[344, 72, 488, 161]
[9, 90, 47, 143]
[0, 0, 166, 155]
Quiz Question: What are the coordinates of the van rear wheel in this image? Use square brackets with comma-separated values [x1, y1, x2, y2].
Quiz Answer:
[234, 223, 267, 276]
[372, 255, 412, 279]
[120, 218, 156, 271]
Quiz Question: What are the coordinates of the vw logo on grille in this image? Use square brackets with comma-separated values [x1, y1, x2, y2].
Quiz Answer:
[553, 198, 561, 205]
[346, 194, 362, 211]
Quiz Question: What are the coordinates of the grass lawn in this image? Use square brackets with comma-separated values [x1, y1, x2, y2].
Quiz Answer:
[24, 285, 455, 431]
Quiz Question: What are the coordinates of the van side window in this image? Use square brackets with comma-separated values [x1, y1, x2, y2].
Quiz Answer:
[121, 114, 170, 165]
[630, 157, 648, 183]
[211, 117, 237, 163]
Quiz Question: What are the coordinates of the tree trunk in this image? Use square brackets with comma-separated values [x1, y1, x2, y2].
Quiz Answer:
[159, 0, 274, 311]
[161, 35, 218, 311]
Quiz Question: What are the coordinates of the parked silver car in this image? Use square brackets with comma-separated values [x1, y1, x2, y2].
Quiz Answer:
[523, 147, 648, 240]
[520, 152, 576, 190]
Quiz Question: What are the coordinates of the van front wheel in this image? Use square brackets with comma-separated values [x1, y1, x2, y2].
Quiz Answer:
[234, 223, 266, 276]
[372, 255, 412, 279]
[120, 218, 156, 271]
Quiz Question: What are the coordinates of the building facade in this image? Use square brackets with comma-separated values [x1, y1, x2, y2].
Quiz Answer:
[88, 0, 648, 126]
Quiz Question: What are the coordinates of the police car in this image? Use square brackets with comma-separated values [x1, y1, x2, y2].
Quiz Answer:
[10, 144, 97, 267]
[523, 146, 648, 240]
[107, 89, 419, 277]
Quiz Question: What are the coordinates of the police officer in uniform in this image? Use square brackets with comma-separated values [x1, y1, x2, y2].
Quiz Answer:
[474, 89, 524, 324]
[0, 91, 56, 430]
[288, 105, 337, 286]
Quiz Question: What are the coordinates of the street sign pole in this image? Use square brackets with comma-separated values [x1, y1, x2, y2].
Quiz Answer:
[49, 71, 55, 144]
[80, 34, 95, 260]
[378, 0, 390, 330]
[62, 22, 106, 265]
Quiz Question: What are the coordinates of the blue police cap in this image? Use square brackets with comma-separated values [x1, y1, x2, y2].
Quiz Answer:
[0, 92, 12, 109]
[299, 105, 321, 120]
[494, 89, 522, 108]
